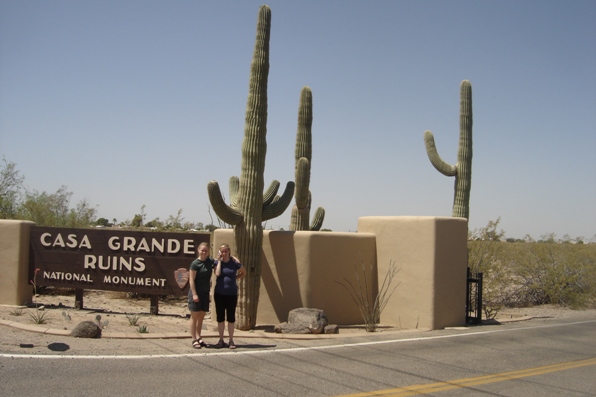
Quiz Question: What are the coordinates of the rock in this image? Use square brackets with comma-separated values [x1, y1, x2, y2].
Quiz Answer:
[274, 322, 285, 333]
[275, 308, 329, 334]
[274, 322, 312, 334]
[71, 321, 102, 338]
[324, 324, 339, 334]
[289, 308, 329, 334]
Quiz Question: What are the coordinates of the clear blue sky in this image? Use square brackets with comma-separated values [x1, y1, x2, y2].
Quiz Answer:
[1, 0, 595, 240]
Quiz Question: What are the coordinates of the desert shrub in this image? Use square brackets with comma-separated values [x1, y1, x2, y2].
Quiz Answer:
[508, 241, 596, 308]
[468, 218, 513, 319]
[336, 259, 400, 332]
[468, 220, 596, 318]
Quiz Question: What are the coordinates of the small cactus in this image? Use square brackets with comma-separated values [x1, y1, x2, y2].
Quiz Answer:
[424, 80, 473, 219]
[94, 314, 108, 329]
[61, 310, 71, 322]
[126, 313, 141, 326]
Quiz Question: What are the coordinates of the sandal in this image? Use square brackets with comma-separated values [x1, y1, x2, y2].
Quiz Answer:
[198, 338, 207, 348]
[215, 340, 226, 349]
[229, 341, 236, 349]
[192, 339, 201, 349]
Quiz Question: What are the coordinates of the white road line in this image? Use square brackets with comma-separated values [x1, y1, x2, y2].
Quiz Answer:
[1, 320, 594, 360]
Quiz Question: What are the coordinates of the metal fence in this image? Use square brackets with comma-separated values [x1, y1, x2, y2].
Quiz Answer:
[466, 267, 483, 324]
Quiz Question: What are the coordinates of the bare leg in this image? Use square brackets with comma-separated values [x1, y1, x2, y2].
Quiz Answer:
[218, 321, 225, 341]
[190, 312, 199, 341]
[190, 311, 206, 341]
[228, 322, 235, 343]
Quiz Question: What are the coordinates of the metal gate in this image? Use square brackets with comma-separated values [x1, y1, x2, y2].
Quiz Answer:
[466, 267, 483, 324]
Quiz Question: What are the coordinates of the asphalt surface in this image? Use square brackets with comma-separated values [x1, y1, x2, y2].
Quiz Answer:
[1, 316, 595, 397]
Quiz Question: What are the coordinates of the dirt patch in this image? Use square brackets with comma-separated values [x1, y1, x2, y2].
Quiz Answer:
[0, 289, 389, 356]
[0, 289, 196, 336]
[3, 290, 595, 337]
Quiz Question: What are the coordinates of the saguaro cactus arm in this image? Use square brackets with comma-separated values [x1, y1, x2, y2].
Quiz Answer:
[424, 130, 457, 176]
[207, 181, 243, 225]
[310, 206, 325, 231]
[295, 157, 310, 208]
[229, 176, 239, 208]
[262, 181, 295, 221]
[263, 180, 280, 207]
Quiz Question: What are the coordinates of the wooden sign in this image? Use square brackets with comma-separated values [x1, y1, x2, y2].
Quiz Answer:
[29, 226, 210, 296]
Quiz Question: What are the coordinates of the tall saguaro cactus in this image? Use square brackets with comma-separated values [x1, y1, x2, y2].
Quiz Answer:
[290, 87, 325, 231]
[424, 80, 473, 219]
[207, 5, 294, 330]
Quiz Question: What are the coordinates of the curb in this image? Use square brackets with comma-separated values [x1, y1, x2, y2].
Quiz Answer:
[1, 316, 534, 340]
[0, 319, 363, 340]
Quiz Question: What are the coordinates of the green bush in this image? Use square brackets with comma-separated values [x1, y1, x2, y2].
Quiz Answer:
[468, 219, 512, 319]
[507, 242, 596, 308]
[469, 220, 596, 318]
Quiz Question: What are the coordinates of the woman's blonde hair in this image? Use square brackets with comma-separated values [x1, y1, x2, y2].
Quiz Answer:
[197, 241, 210, 253]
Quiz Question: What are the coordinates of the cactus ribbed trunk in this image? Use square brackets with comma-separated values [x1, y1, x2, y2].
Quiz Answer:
[207, 6, 294, 329]
[233, 5, 270, 330]
[234, 220, 261, 329]
[453, 81, 472, 219]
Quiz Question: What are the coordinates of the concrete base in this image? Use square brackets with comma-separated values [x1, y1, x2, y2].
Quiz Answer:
[0, 220, 35, 305]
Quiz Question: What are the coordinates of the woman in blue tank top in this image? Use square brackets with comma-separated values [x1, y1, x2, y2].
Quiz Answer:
[214, 243, 246, 348]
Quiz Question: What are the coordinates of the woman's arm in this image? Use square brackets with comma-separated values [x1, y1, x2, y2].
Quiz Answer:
[236, 265, 246, 280]
[189, 270, 199, 302]
[214, 260, 222, 277]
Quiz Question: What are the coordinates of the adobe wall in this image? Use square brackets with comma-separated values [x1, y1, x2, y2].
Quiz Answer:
[1, 217, 468, 330]
[215, 216, 467, 330]
[213, 229, 377, 325]
[0, 220, 35, 306]
[358, 216, 468, 330]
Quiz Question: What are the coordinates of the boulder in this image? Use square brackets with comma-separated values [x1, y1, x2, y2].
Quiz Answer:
[274, 322, 312, 334]
[71, 321, 102, 338]
[275, 308, 333, 334]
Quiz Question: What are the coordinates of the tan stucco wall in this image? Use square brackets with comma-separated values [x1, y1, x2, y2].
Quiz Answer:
[214, 229, 377, 325]
[1, 217, 467, 330]
[358, 216, 468, 330]
[0, 220, 35, 305]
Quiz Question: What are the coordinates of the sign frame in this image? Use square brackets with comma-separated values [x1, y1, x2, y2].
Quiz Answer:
[29, 226, 210, 297]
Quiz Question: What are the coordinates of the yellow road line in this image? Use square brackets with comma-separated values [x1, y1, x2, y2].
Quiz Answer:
[340, 357, 596, 397]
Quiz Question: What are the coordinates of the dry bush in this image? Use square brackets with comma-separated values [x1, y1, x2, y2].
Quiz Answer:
[469, 219, 596, 319]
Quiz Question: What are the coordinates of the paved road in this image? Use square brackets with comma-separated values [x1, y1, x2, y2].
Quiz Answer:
[1, 317, 595, 396]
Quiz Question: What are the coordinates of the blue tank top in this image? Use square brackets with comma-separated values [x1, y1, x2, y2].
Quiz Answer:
[214, 260, 242, 296]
